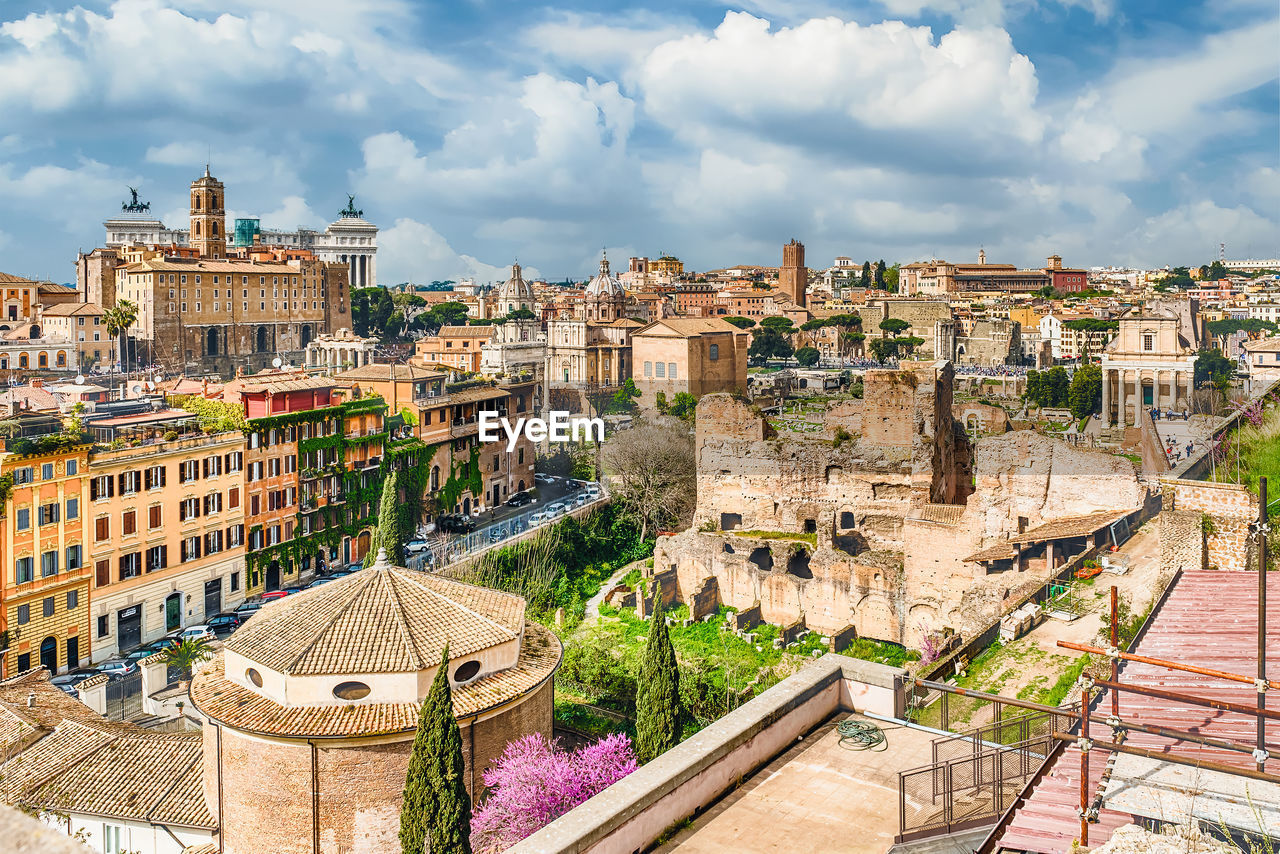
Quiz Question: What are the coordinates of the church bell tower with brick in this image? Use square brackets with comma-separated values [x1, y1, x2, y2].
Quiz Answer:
[190, 166, 226, 259]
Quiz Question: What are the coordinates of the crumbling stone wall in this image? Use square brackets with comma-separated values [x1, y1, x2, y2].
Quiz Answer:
[1159, 509, 1205, 574]
[662, 369, 1147, 649]
[1162, 479, 1257, 571]
[954, 402, 1011, 436]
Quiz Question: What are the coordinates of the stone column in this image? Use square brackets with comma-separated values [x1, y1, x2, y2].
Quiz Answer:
[1102, 368, 1112, 426]
[1117, 370, 1127, 428]
[1133, 371, 1144, 426]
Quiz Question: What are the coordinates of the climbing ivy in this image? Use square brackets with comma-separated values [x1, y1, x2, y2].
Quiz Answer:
[438, 445, 482, 513]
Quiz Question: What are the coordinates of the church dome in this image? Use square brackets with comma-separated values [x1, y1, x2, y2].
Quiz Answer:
[585, 253, 623, 298]
[498, 263, 534, 303]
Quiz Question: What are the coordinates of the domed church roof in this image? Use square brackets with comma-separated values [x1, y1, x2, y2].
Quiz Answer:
[225, 551, 524, 676]
[585, 252, 623, 298]
[498, 263, 534, 302]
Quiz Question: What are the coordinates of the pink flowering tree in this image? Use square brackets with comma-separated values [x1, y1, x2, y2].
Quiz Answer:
[471, 732, 637, 853]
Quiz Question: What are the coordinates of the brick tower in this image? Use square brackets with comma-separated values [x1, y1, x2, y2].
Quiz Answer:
[779, 239, 807, 308]
[190, 166, 226, 259]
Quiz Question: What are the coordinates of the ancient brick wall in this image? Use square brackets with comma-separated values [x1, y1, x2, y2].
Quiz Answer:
[1162, 479, 1257, 571]
[688, 575, 721, 620]
[1159, 509, 1205, 574]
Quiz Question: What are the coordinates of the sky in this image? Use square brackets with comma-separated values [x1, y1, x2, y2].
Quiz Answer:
[0, 0, 1276, 286]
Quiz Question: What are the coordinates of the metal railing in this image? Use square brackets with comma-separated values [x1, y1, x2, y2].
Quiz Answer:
[897, 679, 1080, 843]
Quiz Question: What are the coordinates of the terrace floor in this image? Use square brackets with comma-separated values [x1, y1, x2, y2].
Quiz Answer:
[654, 713, 936, 854]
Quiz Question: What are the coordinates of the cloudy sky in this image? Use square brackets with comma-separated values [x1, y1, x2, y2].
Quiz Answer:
[1, 0, 1276, 285]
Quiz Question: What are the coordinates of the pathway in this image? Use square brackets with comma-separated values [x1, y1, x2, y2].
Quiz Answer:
[581, 559, 643, 625]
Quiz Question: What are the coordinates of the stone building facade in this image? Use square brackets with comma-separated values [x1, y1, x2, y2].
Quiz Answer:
[631, 318, 750, 408]
[1101, 301, 1201, 425]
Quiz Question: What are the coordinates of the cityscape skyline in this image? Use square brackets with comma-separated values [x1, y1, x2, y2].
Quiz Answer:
[0, 0, 1276, 285]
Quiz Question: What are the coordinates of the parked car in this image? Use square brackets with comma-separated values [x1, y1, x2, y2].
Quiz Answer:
[327, 570, 353, 579]
[528, 511, 549, 526]
[123, 647, 162, 665]
[547, 503, 567, 516]
[405, 540, 430, 554]
[573, 493, 589, 507]
[178, 625, 216, 644]
[534, 473, 553, 484]
[439, 514, 476, 533]
[51, 672, 95, 696]
[96, 660, 137, 680]
[506, 491, 534, 507]
[206, 613, 242, 637]
[234, 601, 263, 619]
[261, 590, 289, 601]
[282, 586, 306, 595]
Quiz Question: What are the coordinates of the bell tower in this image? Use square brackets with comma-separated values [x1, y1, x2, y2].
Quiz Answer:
[778, 239, 807, 308]
[190, 166, 226, 259]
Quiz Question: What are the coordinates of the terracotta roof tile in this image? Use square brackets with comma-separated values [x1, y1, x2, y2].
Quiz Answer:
[224, 566, 525, 676]
[1009, 509, 1131, 544]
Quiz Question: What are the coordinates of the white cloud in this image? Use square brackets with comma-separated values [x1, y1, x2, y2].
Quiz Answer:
[0, 0, 464, 117]
[876, 0, 1114, 26]
[378, 217, 539, 285]
[638, 13, 1044, 152]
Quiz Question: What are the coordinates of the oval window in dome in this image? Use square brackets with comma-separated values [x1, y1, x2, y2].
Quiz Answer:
[453, 660, 481, 683]
[245, 668, 263, 688]
[333, 681, 371, 701]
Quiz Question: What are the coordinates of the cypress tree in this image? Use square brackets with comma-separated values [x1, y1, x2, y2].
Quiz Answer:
[400, 645, 472, 854]
[366, 469, 402, 566]
[635, 585, 683, 763]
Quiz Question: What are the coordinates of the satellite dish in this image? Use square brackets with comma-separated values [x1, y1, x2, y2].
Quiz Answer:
[145, 381, 155, 391]
[272, 357, 283, 369]
[154, 374, 164, 384]
[130, 384, 143, 395]
[74, 375, 85, 385]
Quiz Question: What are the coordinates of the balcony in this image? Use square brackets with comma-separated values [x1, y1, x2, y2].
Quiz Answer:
[451, 418, 480, 438]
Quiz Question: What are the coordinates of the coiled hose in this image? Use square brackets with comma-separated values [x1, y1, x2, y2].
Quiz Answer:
[837, 718, 887, 751]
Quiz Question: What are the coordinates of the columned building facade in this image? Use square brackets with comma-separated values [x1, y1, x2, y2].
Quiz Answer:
[1099, 304, 1200, 427]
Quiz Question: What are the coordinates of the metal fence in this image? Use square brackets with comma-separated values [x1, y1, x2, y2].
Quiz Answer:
[931, 707, 1076, 769]
[899, 736, 1055, 841]
[414, 485, 609, 572]
[103, 672, 142, 721]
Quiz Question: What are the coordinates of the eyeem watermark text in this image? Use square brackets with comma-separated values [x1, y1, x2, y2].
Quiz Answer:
[479, 411, 605, 451]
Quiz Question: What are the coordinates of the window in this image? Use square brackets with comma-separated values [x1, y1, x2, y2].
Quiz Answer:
[225, 452, 243, 473]
[228, 487, 240, 509]
[709, 343, 719, 360]
[43, 597, 54, 617]
[205, 529, 224, 554]
[67, 589, 78, 610]
[41, 463, 54, 480]
[66, 497, 78, 520]
[145, 465, 166, 490]
[95, 516, 110, 541]
[66, 545, 81, 570]
[41, 550, 58, 577]
[103, 824, 123, 854]
[179, 460, 200, 483]
[16, 507, 29, 531]
[180, 497, 200, 521]
[655, 361, 665, 378]
[668, 362, 677, 379]
[13, 467, 32, 485]
[149, 505, 162, 528]
[181, 536, 202, 562]
[118, 552, 141, 580]
[204, 492, 222, 515]
[95, 560, 109, 587]
[38, 502, 58, 525]
[1143, 333, 1154, 352]
[146, 545, 167, 572]
[123, 510, 138, 536]
[97, 615, 109, 638]
[250, 494, 260, 516]
[204, 455, 222, 477]
[90, 474, 114, 500]
[230, 571, 240, 592]
[15, 557, 33, 584]
[16, 604, 29, 625]
[644, 360, 652, 377]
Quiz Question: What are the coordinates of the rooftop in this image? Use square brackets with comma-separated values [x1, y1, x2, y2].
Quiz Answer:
[191, 620, 561, 738]
[224, 563, 525, 676]
[656, 713, 935, 854]
[335, 363, 448, 383]
[991, 570, 1280, 852]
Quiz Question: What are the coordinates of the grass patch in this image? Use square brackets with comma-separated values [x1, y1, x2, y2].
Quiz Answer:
[837, 638, 920, 668]
[732, 530, 818, 545]
[1038, 655, 1091, 707]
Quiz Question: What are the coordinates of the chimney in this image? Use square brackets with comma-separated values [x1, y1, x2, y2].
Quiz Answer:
[26, 693, 35, 708]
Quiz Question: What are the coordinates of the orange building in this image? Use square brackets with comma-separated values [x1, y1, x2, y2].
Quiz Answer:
[0, 416, 92, 677]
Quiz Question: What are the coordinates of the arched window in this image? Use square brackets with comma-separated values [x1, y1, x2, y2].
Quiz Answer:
[212, 221, 219, 237]
[19, 354, 28, 368]
[194, 221, 201, 236]
[55, 352, 65, 367]
[194, 195, 201, 210]
[207, 327, 219, 356]
[430, 466, 440, 491]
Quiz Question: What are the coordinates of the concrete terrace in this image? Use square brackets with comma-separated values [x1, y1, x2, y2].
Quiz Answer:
[654, 713, 934, 854]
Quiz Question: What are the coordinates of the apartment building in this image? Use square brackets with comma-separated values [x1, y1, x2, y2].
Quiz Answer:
[0, 420, 91, 677]
[85, 420, 246, 661]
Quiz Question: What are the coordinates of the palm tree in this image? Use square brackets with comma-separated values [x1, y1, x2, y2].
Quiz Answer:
[103, 299, 139, 397]
[160, 637, 213, 681]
